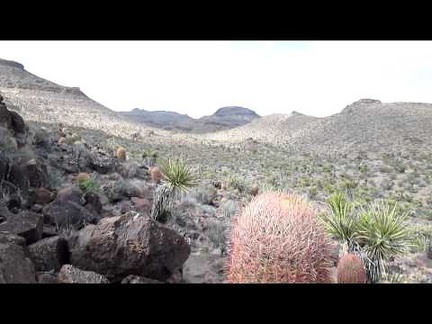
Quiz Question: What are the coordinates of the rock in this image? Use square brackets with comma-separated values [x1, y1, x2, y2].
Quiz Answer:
[182, 253, 225, 283]
[165, 269, 183, 283]
[106, 180, 146, 203]
[119, 200, 132, 214]
[84, 192, 102, 215]
[58, 264, 110, 283]
[28, 236, 69, 271]
[63, 164, 79, 174]
[31, 204, 43, 213]
[0, 231, 26, 246]
[20, 158, 48, 188]
[6, 193, 21, 210]
[55, 186, 84, 205]
[131, 197, 152, 213]
[0, 99, 28, 148]
[42, 225, 58, 238]
[0, 203, 11, 221]
[9, 110, 26, 136]
[88, 154, 116, 174]
[0, 211, 43, 244]
[43, 201, 100, 230]
[37, 271, 60, 283]
[0, 233, 36, 283]
[121, 275, 162, 284]
[69, 214, 191, 282]
[28, 188, 55, 206]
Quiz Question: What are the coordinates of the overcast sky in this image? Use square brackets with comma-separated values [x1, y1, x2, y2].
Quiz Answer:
[1, 41, 432, 118]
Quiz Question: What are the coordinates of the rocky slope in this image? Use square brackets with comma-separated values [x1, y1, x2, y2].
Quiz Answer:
[0, 96, 207, 283]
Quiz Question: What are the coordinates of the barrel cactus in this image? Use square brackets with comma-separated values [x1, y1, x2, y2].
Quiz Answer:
[226, 192, 334, 283]
[116, 146, 127, 161]
[336, 253, 367, 283]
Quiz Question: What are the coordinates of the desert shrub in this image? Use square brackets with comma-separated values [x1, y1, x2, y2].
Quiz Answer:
[228, 176, 248, 193]
[192, 184, 217, 206]
[227, 192, 333, 283]
[77, 173, 97, 193]
[206, 219, 227, 249]
[219, 199, 239, 218]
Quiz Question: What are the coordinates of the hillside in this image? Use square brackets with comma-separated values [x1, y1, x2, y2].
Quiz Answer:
[202, 99, 432, 155]
[119, 106, 260, 133]
[286, 99, 432, 154]
[0, 58, 194, 145]
[203, 110, 319, 144]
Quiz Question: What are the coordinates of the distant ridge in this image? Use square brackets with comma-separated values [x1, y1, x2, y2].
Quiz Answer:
[118, 106, 260, 133]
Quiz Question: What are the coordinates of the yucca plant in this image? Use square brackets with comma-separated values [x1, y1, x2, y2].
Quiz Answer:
[151, 158, 197, 223]
[320, 191, 357, 249]
[159, 158, 197, 192]
[354, 201, 410, 283]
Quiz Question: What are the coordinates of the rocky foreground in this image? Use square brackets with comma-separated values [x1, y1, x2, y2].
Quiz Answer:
[0, 94, 199, 283]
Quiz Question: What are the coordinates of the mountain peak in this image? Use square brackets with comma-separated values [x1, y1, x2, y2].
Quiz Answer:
[213, 106, 260, 118]
[342, 98, 382, 114]
[0, 58, 24, 70]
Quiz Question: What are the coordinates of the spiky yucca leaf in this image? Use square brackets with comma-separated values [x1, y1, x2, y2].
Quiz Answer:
[354, 200, 410, 282]
[151, 158, 197, 223]
[320, 191, 357, 245]
[159, 158, 197, 193]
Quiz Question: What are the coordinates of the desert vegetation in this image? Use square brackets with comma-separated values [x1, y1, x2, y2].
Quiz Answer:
[1, 58, 432, 283]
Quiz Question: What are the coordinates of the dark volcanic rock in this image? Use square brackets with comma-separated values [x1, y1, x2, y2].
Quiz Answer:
[0, 232, 36, 283]
[84, 192, 102, 215]
[28, 236, 69, 271]
[27, 187, 55, 206]
[69, 214, 190, 282]
[55, 186, 84, 205]
[0, 211, 43, 244]
[58, 264, 110, 283]
[43, 201, 100, 229]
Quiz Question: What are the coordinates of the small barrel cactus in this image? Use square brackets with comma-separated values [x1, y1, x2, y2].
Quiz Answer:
[336, 253, 367, 283]
[226, 191, 334, 283]
[151, 166, 163, 184]
[76, 172, 91, 184]
[116, 146, 127, 161]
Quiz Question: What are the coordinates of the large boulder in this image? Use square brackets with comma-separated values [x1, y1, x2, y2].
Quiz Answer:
[69, 213, 190, 282]
[0, 232, 37, 283]
[58, 264, 110, 283]
[0, 211, 43, 244]
[27, 236, 69, 271]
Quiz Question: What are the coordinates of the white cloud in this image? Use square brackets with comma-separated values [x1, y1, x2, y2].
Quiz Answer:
[1, 41, 432, 118]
